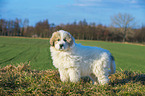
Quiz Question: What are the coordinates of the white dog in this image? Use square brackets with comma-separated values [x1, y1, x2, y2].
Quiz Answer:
[50, 30, 116, 85]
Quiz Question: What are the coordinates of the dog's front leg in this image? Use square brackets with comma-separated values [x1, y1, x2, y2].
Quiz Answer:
[59, 69, 69, 82]
[68, 68, 81, 83]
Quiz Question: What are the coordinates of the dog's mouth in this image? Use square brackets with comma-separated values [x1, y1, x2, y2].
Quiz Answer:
[59, 44, 65, 50]
[59, 48, 65, 51]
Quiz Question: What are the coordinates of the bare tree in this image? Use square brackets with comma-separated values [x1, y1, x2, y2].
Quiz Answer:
[111, 13, 136, 42]
[23, 19, 29, 36]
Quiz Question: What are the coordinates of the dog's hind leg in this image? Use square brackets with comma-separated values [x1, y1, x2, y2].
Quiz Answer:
[90, 72, 109, 85]
[89, 74, 98, 84]
[93, 67, 110, 85]
[108, 55, 116, 75]
[92, 63, 110, 85]
[97, 75, 109, 85]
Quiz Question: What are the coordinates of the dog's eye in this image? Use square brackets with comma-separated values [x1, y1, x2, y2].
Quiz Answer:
[58, 39, 60, 41]
[63, 39, 67, 42]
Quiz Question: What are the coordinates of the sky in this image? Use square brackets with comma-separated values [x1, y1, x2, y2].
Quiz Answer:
[0, 0, 145, 27]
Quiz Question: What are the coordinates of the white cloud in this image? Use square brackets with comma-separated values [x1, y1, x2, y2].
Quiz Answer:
[73, 0, 103, 7]
[72, 0, 142, 8]
[75, 0, 102, 2]
[73, 4, 88, 7]
[130, 0, 137, 3]
[89, 0, 100, 1]
[123, 0, 138, 4]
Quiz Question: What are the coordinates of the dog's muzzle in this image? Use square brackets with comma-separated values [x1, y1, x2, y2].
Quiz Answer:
[59, 44, 64, 49]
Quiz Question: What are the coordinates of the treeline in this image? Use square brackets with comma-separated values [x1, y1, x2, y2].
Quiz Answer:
[0, 18, 145, 42]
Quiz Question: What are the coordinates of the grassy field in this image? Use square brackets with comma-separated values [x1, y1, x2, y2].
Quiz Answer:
[0, 37, 54, 70]
[0, 37, 145, 95]
[0, 36, 145, 72]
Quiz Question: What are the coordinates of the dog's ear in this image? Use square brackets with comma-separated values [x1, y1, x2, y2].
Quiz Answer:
[66, 33, 74, 46]
[50, 32, 60, 46]
[50, 37, 54, 46]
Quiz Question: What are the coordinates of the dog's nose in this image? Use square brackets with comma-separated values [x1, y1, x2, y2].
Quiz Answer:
[60, 44, 64, 49]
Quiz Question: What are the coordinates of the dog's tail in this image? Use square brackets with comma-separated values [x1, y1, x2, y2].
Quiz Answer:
[109, 55, 116, 75]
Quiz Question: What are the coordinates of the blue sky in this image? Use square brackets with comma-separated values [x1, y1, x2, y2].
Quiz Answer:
[0, 0, 145, 27]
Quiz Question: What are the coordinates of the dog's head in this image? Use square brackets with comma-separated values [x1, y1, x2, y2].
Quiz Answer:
[50, 30, 75, 51]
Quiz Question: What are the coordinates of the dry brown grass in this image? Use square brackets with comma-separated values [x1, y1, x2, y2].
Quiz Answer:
[0, 64, 145, 95]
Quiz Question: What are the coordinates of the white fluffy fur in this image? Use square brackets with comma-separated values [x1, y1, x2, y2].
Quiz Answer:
[50, 30, 116, 85]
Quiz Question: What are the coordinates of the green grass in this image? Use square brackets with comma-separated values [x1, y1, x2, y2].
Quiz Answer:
[0, 37, 54, 70]
[0, 64, 145, 95]
[1, 37, 145, 72]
